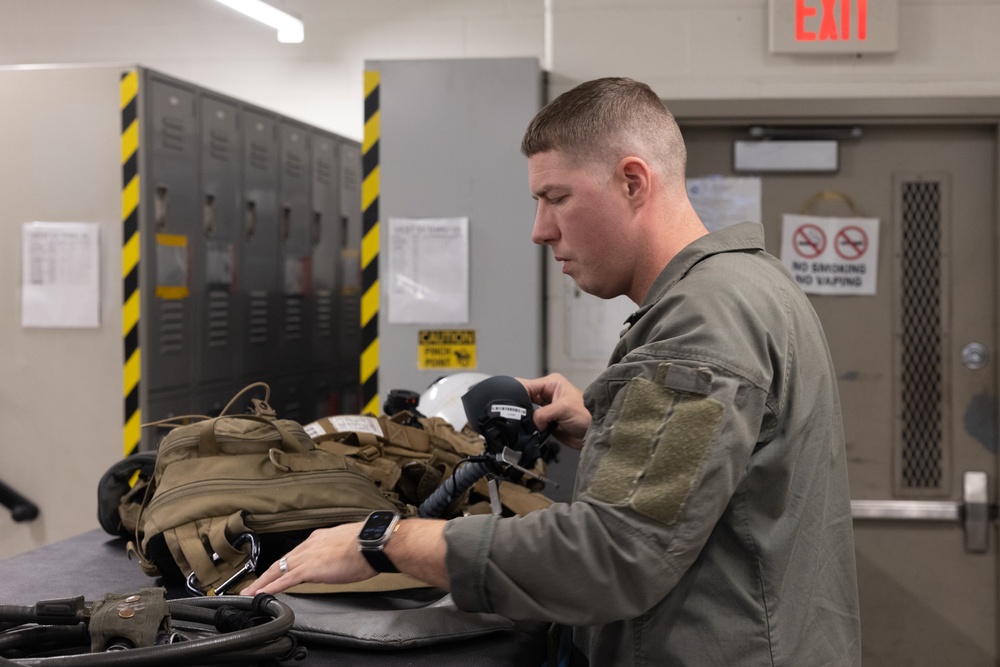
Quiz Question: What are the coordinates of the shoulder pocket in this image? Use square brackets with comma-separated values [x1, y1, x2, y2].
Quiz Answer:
[590, 362, 723, 526]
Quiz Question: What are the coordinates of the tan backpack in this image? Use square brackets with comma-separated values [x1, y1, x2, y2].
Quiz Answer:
[106, 384, 553, 596]
[122, 386, 406, 596]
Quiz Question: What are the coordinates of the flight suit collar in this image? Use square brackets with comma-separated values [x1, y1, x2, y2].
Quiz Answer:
[619, 221, 767, 338]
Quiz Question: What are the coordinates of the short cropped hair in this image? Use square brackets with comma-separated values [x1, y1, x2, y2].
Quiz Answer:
[521, 77, 686, 184]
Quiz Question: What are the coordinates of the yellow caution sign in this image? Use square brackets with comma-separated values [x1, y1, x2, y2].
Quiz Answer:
[418, 330, 477, 370]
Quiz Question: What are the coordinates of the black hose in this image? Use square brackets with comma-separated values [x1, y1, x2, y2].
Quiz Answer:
[182, 635, 304, 664]
[0, 625, 88, 653]
[0, 595, 297, 667]
[0, 608, 43, 627]
[418, 459, 493, 518]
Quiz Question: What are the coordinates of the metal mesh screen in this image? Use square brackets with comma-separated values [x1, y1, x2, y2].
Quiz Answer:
[899, 181, 944, 489]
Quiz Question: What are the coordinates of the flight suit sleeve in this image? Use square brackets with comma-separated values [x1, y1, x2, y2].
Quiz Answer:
[444, 359, 771, 625]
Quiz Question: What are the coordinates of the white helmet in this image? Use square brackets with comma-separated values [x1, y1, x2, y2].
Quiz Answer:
[417, 372, 491, 429]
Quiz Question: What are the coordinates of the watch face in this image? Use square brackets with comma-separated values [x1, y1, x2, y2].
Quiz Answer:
[359, 511, 397, 542]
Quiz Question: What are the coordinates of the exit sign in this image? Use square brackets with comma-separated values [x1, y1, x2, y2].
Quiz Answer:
[770, 0, 898, 54]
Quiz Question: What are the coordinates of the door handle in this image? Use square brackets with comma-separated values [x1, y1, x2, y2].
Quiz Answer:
[964, 471, 990, 553]
[851, 471, 994, 554]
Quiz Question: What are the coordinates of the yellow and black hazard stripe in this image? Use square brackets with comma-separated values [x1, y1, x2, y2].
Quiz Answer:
[361, 70, 380, 415]
[121, 70, 141, 456]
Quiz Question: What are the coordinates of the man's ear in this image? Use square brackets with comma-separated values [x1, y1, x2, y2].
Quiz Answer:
[619, 157, 652, 205]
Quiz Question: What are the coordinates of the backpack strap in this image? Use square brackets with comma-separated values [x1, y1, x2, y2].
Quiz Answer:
[198, 414, 308, 457]
[164, 513, 258, 596]
[470, 477, 553, 516]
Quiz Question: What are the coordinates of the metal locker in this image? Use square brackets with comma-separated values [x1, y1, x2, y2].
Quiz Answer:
[143, 72, 199, 399]
[238, 107, 281, 389]
[271, 372, 313, 424]
[309, 129, 341, 416]
[337, 140, 363, 414]
[195, 93, 240, 393]
[277, 120, 313, 375]
[144, 390, 193, 451]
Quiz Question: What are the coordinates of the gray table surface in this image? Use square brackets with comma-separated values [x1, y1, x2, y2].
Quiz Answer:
[0, 529, 548, 665]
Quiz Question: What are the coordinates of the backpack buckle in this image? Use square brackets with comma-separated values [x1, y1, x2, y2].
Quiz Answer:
[185, 532, 261, 596]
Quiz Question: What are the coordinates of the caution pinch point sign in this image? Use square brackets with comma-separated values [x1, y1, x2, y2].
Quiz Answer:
[418, 329, 477, 370]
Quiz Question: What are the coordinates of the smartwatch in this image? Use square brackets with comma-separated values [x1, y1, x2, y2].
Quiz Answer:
[357, 510, 401, 573]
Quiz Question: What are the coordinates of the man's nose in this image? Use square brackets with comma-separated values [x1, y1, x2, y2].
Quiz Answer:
[531, 206, 554, 245]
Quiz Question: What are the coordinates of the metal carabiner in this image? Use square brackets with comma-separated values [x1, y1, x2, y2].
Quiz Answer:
[185, 532, 261, 596]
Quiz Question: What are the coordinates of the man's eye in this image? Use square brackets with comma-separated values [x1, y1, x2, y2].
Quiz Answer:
[548, 195, 567, 204]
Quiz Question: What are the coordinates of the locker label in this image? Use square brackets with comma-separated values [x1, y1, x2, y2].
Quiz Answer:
[155, 234, 190, 300]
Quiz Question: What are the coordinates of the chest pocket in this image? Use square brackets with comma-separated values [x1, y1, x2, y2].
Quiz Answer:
[590, 362, 723, 526]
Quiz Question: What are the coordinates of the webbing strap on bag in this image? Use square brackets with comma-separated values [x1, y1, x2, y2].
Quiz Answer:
[166, 513, 260, 596]
[304, 411, 555, 517]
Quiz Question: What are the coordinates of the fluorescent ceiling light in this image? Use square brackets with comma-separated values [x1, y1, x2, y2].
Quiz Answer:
[214, 0, 304, 43]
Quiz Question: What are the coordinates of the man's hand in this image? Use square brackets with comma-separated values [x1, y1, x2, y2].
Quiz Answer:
[240, 522, 375, 596]
[240, 519, 449, 596]
[517, 373, 590, 450]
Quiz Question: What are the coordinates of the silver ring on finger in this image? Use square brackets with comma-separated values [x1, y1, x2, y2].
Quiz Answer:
[279, 557, 289, 574]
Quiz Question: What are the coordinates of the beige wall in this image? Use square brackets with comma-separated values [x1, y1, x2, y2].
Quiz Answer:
[0, 68, 125, 559]
[2, 0, 999, 558]
[2, 1, 998, 142]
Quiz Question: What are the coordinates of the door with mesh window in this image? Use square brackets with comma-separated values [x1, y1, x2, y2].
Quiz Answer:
[682, 120, 998, 666]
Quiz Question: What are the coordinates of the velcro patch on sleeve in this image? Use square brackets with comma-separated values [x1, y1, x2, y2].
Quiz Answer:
[590, 364, 724, 526]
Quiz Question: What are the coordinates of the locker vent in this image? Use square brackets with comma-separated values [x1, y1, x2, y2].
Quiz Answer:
[317, 158, 333, 185]
[285, 152, 304, 179]
[316, 290, 333, 339]
[207, 289, 230, 348]
[343, 163, 359, 193]
[249, 142, 269, 171]
[284, 295, 303, 340]
[160, 116, 185, 152]
[209, 129, 231, 162]
[899, 182, 943, 489]
[341, 293, 362, 356]
[249, 291, 269, 345]
[159, 301, 185, 354]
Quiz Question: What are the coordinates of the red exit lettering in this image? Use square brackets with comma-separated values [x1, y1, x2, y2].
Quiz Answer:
[795, 0, 867, 41]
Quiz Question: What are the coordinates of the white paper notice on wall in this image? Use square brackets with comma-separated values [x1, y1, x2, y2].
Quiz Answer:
[388, 217, 469, 324]
[21, 222, 101, 328]
[780, 214, 879, 295]
[567, 281, 635, 361]
[687, 176, 762, 232]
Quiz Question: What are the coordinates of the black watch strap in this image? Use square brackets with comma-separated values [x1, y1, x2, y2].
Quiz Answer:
[360, 547, 399, 573]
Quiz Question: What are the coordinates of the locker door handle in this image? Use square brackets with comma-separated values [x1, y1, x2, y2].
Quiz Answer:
[154, 185, 169, 231]
[851, 471, 994, 554]
[282, 206, 292, 241]
[311, 211, 322, 246]
[204, 193, 216, 237]
[245, 199, 257, 239]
